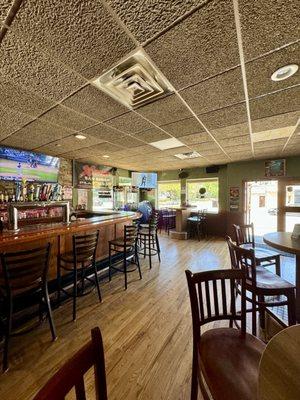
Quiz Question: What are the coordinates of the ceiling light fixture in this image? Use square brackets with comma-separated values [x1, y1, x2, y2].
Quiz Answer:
[150, 137, 185, 150]
[103, 155, 110, 158]
[271, 64, 298, 81]
[74, 134, 87, 140]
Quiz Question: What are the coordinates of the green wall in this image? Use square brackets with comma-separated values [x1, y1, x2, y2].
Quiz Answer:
[157, 156, 300, 213]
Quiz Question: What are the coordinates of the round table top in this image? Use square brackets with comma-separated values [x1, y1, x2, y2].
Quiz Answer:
[263, 232, 300, 256]
[258, 325, 300, 400]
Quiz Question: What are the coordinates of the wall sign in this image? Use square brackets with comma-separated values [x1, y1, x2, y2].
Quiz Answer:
[265, 159, 286, 177]
[229, 186, 240, 212]
[75, 162, 113, 189]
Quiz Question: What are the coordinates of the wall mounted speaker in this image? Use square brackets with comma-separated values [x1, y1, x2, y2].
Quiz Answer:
[206, 165, 220, 173]
[178, 169, 189, 179]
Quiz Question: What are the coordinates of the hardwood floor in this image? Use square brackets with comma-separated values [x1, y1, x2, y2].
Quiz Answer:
[0, 235, 232, 399]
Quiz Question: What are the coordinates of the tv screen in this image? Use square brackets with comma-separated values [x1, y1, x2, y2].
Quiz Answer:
[0, 146, 60, 183]
[131, 172, 157, 189]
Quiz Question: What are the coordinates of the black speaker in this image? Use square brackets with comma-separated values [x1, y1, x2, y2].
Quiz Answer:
[178, 170, 189, 179]
[206, 165, 219, 173]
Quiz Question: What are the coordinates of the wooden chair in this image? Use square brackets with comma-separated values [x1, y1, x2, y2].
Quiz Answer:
[226, 236, 296, 336]
[108, 224, 141, 290]
[185, 268, 265, 400]
[57, 231, 101, 321]
[138, 211, 161, 269]
[233, 223, 281, 275]
[0, 243, 56, 372]
[32, 327, 108, 400]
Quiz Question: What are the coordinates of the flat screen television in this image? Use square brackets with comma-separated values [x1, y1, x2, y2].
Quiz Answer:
[0, 146, 60, 183]
[131, 172, 157, 189]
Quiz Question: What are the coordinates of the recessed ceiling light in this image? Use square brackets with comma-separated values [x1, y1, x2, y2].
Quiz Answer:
[55, 143, 62, 147]
[150, 137, 184, 150]
[74, 134, 87, 140]
[103, 155, 110, 158]
[271, 64, 298, 81]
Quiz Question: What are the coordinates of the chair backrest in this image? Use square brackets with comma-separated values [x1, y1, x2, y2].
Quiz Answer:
[124, 224, 138, 247]
[226, 236, 257, 285]
[0, 243, 51, 295]
[73, 231, 99, 263]
[149, 210, 159, 230]
[233, 223, 255, 247]
[185, 268, 247, 343]
[33, 327, 108, 400]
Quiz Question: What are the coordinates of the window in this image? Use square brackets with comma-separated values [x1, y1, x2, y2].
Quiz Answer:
[186, 178, 219, 212]
[157, 181, 181, 209]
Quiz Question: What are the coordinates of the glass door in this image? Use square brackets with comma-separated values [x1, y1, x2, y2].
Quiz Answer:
[278, 180, 300, 232]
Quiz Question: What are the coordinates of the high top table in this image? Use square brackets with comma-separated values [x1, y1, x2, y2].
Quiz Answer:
[263, 232, 300, 322]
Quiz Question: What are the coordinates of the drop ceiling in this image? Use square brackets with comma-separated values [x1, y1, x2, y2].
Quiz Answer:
[0, 0, 299, 172]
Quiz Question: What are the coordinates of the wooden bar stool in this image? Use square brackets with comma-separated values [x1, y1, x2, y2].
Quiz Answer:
[57, 231, 101, 321]
[187, 209, 207, 241]
[226, 236, 296, 336]
[0, 243, 56, 372]
[138, 211, 161, 269]
[185, 268, 265, 400]
[32, 327, 108, 400]
[233, 223, 281, 276]
[108, 224, 141, 290]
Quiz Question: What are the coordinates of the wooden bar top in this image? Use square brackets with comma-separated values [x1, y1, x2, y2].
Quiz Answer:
[0, 211, 140, 246]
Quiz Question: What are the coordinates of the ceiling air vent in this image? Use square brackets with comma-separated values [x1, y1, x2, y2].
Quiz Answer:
[91, 49, 173, 109]
[174, 151, 201, 160]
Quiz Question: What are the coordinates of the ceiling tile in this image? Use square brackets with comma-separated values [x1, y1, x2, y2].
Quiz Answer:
[161, 116, 205, 137]
[35, 135, 105, 155]
[252, 111, 299, 133]
[145, 0, 240, 89]
[40, 105, 97, 131]
[137, 94, 192, 126]
[239, 0, 299, 61]
[206, 155, 230, 163]
[87, 142, 123, 154]
[226, 144, 253, 153]
[106, 112, 153, 134]
[12, 0, 135, 79]
[81, 123, 123, 142]
[107, 0, 201, 43]
[250, 86, 300, 120]
[0, 1, 12, 24]
[180, 67, 244, 114]
[192, 142, 224, 156]
[211, 123, 249, 140]
[1, 119, 72, 150]
[219, 136, 251, 148]
[254, 138, 287, 149]
[229, 151, 253, 160]
[246, 43, 300, 98]
[0, 30, 86, 101]
[62, 85, 128, 122]
[180, 132, 212, 145]
[109, 135, 145, 148]
[0, 77, 55, 117]
[133, 128, 170, 143]
[0, 104, 33, 140]
[199, 103, 248, 130]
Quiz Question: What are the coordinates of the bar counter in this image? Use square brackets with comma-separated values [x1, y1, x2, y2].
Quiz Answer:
[0, 211, 140, 280]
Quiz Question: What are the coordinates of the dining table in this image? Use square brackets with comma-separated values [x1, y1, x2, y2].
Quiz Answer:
[263, 232, 300, 322]
[258, 325, 300, 400]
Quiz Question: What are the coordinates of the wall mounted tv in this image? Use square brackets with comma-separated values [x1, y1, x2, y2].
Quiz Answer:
[0, 146, 60, 183]
[131, 172, 157, 189]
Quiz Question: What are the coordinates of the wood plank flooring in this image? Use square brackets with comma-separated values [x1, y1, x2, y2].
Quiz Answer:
[0, 235, 240, 399]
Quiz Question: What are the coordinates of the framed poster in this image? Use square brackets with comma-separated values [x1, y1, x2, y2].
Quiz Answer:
[229, 186, 240, 212]
[265, 159, 286, 177]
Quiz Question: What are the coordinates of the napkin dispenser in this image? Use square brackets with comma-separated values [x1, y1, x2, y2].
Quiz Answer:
[291, 224, 300, 239]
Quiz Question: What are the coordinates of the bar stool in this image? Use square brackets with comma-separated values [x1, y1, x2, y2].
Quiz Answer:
[57, 231, 101, 321]
[138, 211, 161, 269]
[108, 224, 141, 290]
[187, 209, 207, 240]
[233, 223, 281, 276]
[0, 243, 56, 372]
